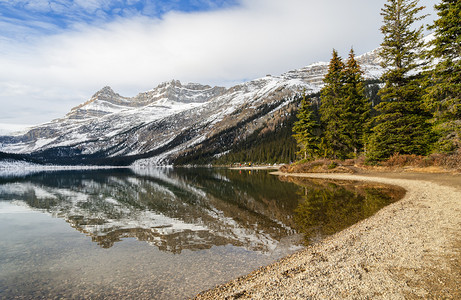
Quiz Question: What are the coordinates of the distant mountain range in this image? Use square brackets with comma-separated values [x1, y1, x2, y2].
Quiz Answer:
[0, 48, 383, 166]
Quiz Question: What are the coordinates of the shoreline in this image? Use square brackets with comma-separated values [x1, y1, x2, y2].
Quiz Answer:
[228, 165, 281, 170]
[195, 171, 461, 299]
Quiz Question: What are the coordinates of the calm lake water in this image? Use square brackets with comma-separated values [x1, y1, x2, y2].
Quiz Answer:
[0, 168, 404, 299]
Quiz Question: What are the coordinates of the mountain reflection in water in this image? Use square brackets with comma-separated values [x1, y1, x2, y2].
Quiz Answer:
[0, 168, 304, 253]
[0, 168, 405, 252]
[0, 168, 406, 299]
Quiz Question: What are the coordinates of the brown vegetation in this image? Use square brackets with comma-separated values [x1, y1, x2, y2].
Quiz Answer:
[381, 151, 461, 171]
[281, 150, 461, 174]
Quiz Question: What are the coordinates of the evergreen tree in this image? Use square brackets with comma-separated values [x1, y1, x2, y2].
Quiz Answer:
[342, 49, 371, 157]
[367, 0, 432, 161]
[319, 49, 348, 158]
[292, 94, 321, 160]
[423, 0, 461, 152]
[319, 49, 370, 159]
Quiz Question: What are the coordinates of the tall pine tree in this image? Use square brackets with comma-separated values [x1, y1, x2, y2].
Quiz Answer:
[319, 49, 370, 159]
[292, 94, 321, 160]
[423, 0, 461, 152]
[342, 49, 371, 158]
[367, 0, 432, 161]
[319, 49, 348, 158]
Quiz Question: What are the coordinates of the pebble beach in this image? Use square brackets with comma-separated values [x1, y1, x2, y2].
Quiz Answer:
[195, 172, 461, 299]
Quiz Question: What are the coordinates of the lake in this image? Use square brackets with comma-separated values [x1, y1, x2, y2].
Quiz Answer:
[0, 167, 404, 299]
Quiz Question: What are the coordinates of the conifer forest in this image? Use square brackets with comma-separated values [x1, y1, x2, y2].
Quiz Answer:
[291, 0, 460, 163]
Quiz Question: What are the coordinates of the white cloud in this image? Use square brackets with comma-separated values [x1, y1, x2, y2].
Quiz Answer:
[0, 0, 437, 125]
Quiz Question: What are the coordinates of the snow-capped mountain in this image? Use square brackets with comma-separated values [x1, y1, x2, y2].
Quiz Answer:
[0, 50, 383, 166]
[66, 81, 227, 120]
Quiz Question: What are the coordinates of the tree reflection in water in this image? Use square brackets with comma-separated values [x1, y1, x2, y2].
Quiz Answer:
[282, 177, 406, 245]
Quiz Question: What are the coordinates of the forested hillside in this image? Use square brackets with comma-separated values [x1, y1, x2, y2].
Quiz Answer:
[214, 106, 299, 165]
[176, 79, 381, 166]
[211, 79, 382, 166]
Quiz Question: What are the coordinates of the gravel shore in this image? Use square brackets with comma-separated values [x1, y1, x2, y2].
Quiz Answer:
[194, 172, 461, 299]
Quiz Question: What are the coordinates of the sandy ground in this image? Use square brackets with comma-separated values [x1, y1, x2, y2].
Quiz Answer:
[194, 172, 461, 299]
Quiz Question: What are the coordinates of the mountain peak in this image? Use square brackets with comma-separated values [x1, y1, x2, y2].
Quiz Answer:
[156, 79, 181, 89]
[154, 80, 219, 92]
[92, 86, 117, 98]
[65, 86, 129, 120]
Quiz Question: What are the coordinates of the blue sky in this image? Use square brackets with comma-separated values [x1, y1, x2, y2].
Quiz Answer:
[0, 0, 437, 127]
[0, 0, 237, 39]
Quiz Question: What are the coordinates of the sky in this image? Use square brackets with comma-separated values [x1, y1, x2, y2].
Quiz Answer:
[0, 0, 437, 128]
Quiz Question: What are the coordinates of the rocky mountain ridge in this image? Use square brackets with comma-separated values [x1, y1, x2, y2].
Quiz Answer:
[66, 81, 227, 120]
[0, 48, 383, 166]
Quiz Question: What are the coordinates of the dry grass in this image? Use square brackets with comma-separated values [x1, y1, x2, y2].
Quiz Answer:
[281, 151, 461, 174]
[381, 151, 461, 171]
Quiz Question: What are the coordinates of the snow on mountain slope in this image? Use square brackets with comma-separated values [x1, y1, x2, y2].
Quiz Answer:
[0, 81, 227, 154]
[65, 86, 132, 119]
[0, 49, 383, 165]
[65, 81, 226, 120]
